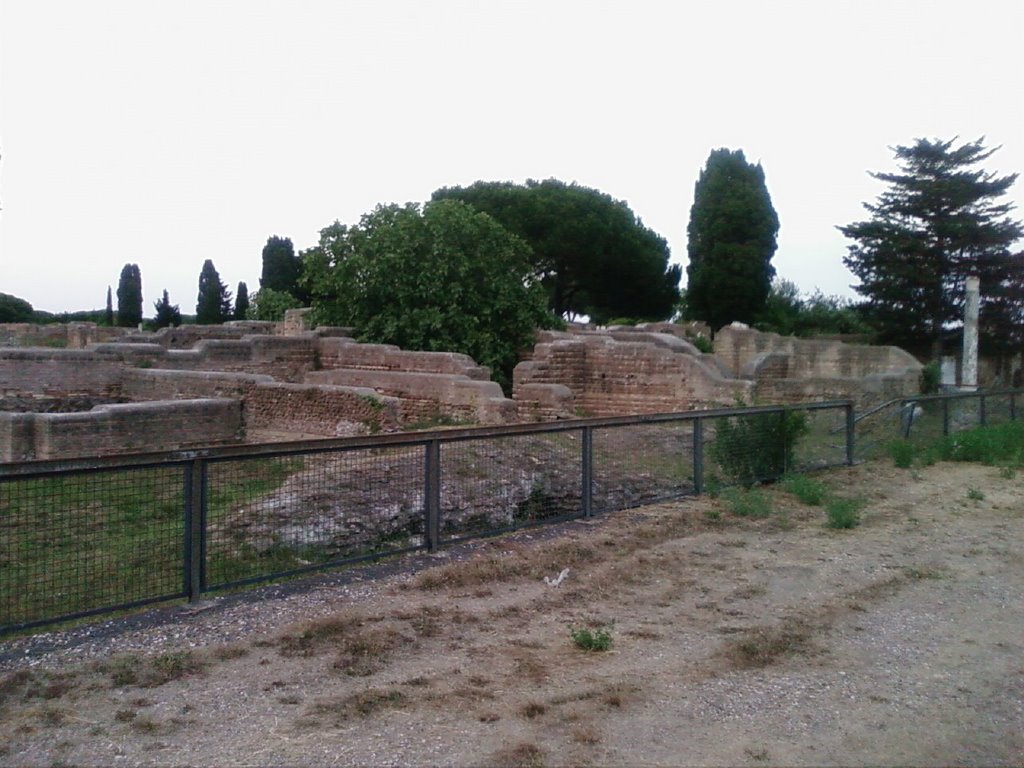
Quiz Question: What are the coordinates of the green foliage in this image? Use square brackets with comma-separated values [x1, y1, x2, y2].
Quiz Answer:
[825, 496, 864, 529]
[432, 178, 680, 323]
[195, 259, 232, 325]
[116, 263, 143, 327]
[966, 487, 985, 501]
[919, 361, 940, 394]
[711, 407, 809, 486]
[234, 282, 250, 320]
[721, 487, 773, 518]
[840, 137, 1024, 354]
[781, 474, 828, 506]
[937, 421, 1024, 465]
[245, 287, 300, 321]
[685, 148, 779, 331]
[152, 289, 182, 329]
[104, 286, 114, 326]
[0, 292, 34, 323]
[569, 626, 613, 652]
[260, 235, 304, 301]
[301, 200, 561, 391]
[755, 279, 873, 337]
[690, 334, 713, 354]
[887, 439, 917, 468]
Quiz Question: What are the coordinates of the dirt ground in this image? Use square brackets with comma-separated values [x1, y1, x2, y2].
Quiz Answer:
[1, 459, 1022, 767]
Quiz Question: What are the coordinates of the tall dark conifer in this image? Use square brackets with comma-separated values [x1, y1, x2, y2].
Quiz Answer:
[234, 281, 250, 320]
[840, 138, 1023, 356]
[196, 260, 232, 325]
[116, 264, 143, 328]
[684, 149, 779, 331]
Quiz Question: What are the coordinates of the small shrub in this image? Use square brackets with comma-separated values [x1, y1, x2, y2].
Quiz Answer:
[966, 487, 985, 501]
[722, 487, 773, 518]
[781, 474, 827, 505]
[825, 497, 863, 529]
[570, 626, 613, 652]
[711, 406, 808, 486]
[887, 439, 916, 469]
[919, 361, 940, 394]
[691, 335, 713, 354]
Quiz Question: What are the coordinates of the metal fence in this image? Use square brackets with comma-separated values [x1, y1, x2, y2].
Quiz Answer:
[0, 389, 1016, 634]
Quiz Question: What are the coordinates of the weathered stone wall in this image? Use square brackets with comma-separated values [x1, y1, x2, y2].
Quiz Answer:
[0, 323, 130, 349]
[305, 368, 515, 425]
[513, 332, 752, 419]
[316, 339, 491, 379]
[121, 369, 401, 437]
[0, 399, 242, 462]
[714, 325, 920, 380]
[0, 349, 125, 396]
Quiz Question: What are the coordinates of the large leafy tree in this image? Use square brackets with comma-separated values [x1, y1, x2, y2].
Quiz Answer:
[432, 179, 680, 323]
[116, 263, 144, 328]
[840, 138, 1023, 356]
[685, 149, 779, 332]
[196, 259, 233, 325]
[301, 200, 561, 390]
[0, 292, 34, 323]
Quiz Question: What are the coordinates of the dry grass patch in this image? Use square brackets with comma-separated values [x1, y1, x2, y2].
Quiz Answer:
[490, 741, 546, 768]
[725, 619, 815, 668]
[96, 650, 205, 688]
[301, 687, 407, 726]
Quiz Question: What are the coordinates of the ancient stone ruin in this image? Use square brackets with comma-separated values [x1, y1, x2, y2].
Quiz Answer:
[1, 314, 923, 461]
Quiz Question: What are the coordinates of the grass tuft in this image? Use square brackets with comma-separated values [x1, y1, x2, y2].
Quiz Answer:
[721, 487, 773, 518]
[569, 626, 613, 652]
[781, 474, 828, 506]
[825, 497, 864, 529]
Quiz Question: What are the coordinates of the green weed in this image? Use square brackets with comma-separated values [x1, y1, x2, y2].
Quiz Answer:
[966, 487, 985, 501]
[887, 439, 916, 468]
[825, 496, 864, 529]
[721, 487, 773, 518]
[570, 626, 613, 652]
[781, 474, 828, 506]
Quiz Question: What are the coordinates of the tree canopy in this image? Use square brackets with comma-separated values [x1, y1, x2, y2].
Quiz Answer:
[234, 282, 250, 320]
[196, 260, 232, 325]
[153, 289, 182, 329]
[431, 179, 680, 324]
[116, 263, 143, 328]
[301, 200, 561, 390]
[245, 287, 301, 321]
[840, 137, 1024, 355]
[684, 149, 779, 332]
[260, 235, 304, 301]
[0, 292, 34, 323]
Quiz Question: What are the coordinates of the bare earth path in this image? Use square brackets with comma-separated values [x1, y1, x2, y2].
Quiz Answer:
[1, 460, 1022, 767]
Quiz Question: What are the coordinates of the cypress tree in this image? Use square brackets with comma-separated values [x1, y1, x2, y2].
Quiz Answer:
[116, 264, 143, 328]
[196, 260, 232, 325]
[685, 149, 779, 332]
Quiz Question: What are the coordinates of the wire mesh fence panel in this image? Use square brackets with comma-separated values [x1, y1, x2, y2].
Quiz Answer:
[982, 394, 1015, 426]
[439, 431, 583, 540]
[789, 406, 848, 472]
[591, 421, 694, 514]
[205, 448, 426, 590]
[947, 397, 983, 435]
[903, 399, 947, 446]
[853, 401, 905, 462]
[0, 466, 185, 630]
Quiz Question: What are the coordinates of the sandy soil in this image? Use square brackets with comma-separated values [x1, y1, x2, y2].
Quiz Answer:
[1, 459, 1022, 767]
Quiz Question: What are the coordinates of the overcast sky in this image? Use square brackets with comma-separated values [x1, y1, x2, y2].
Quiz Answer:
[2, 0, 1022, 314]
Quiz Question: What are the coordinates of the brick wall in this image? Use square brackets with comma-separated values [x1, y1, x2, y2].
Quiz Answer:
[513, 333, 752, 419]
[122, 369, 401, 436]
[0, 399, 242, 461]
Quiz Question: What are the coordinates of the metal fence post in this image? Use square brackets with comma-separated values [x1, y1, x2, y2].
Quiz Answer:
[943, 397, 950, 437]
[693, 417, 704, 495]
[183, 458, 207, 603]
[581, 426, 593, 518]
[845, 402, 855, 466]
[1011, 392, 1017, 422]
[424, 440, 441, 551]
[979, 395, 987, 427]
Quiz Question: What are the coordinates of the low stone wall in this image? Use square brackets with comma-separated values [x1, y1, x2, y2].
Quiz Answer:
[122, 369, 401, 437]
[316, 339, 491, 380]
[714, 325, 921, 380]
[0, 398, 242, 462]
[305, 368, 515, 425]
[0, 349, 125, 396]
[513, 332, 751, 419]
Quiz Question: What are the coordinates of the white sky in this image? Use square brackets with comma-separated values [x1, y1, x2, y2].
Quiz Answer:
[2, 0, 1022, 314]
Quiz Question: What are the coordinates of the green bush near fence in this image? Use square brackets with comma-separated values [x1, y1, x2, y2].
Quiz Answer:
[711, 407, 809, 487]
[889, 421, 1024, 469]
